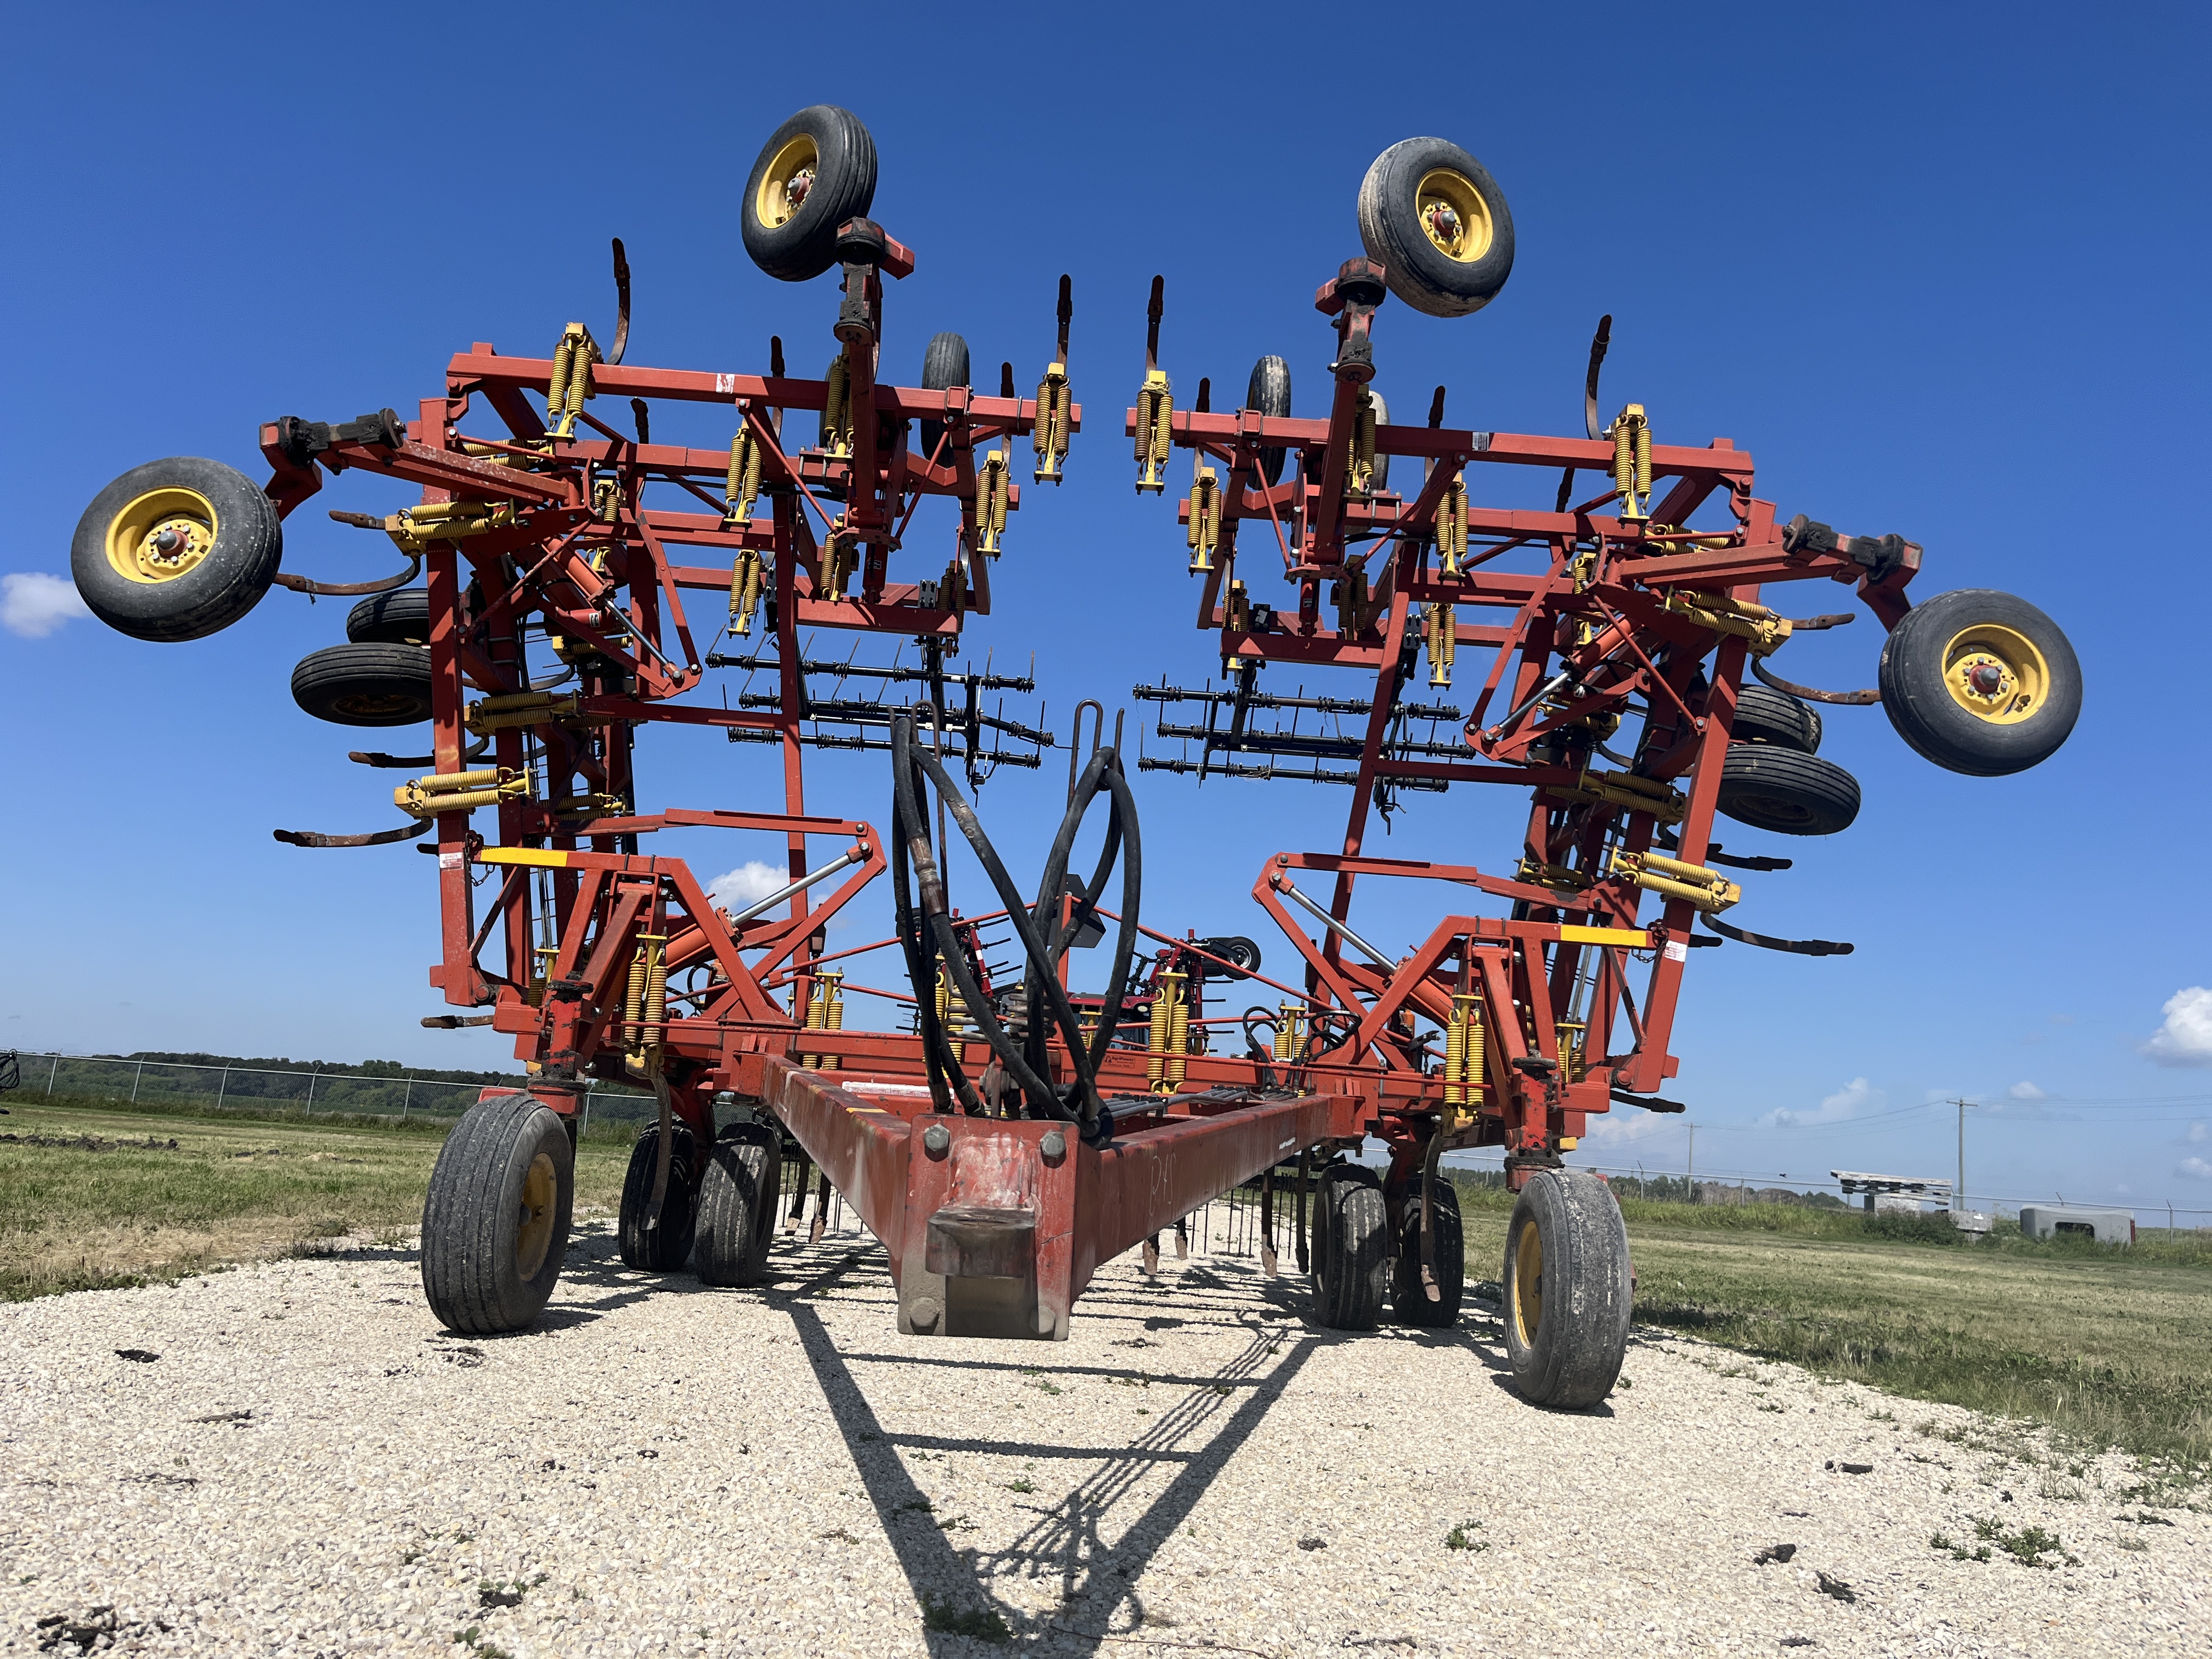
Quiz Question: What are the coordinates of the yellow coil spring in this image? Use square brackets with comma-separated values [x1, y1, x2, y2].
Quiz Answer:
[622, 940, 650, 1047]
[1167, 991, 1190, 1089]
[1612, 404, 1651, 521]
[935, 964, 960, 1039]
[1444, 994, 1485, 1108]
[1438, 477, 1470, 575]
[823, 525, 857, 601]
[546, 324, 599, 440]
[546, 334, 575, 430]
[818, 969, 844, 1072]
[1349, 390, 1376, 494]
[1272, 1002, 1304, 1064]
[1135, 371, 1172, 494]
[1187, 465, 1220, 573]
[725, 427, 763, 524]
[976, 450, 1009, 555]
[639, 935, 669, 1060]
[729, 549, 763, 636]
[821, 354, 853, 455]
[1424, 602, 1457, 687]
[1556, 1019, 1585, 1085]
[802, 970, 828, 1070]
[1146, 970, 1182, 1090]
[1034, 365, 1070, 483]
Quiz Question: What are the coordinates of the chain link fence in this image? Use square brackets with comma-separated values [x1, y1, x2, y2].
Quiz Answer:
[4, 1050, 654, 1133]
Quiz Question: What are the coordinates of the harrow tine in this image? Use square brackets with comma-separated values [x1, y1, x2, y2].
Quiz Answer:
[609, 238, 631, 366]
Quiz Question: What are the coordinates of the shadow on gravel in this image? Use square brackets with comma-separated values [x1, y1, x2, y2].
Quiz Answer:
[755, 1243, 1358, 1654]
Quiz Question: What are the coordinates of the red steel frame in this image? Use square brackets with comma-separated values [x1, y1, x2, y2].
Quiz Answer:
[1121, 256, 1923, 1206]
[241, 232, 1923, 1340]
[248, 233, 1391, 1342]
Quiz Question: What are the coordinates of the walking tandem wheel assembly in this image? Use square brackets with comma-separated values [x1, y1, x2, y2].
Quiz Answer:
[70, 112, 2079, 1406]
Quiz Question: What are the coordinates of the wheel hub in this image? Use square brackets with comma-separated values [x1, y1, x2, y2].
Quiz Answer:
[1513, 1220, 1544, 1344]
[755, 133, 821, 230]
[1941, 623, 2046, 724]
[1414, 168, 1493, 264]
[515, 1150, 557, 1279]
[106, 487, 218, 585]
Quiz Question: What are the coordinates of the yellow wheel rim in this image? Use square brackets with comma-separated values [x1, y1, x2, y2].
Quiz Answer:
[515, 1150, 557, 1279]
[1940, 622, 2047, 726]
[1513, 1217, 1543, 1345]
[106, 486, 217, 586]
[1415, 168, 1494, 264]
[754, 134, 820, 230]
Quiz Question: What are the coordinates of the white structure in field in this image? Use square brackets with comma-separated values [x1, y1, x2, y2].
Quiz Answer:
[2019, 1205, 2134, 1245]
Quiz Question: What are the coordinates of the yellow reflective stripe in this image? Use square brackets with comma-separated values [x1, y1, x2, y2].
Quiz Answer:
[1558, 925, 1650, 946]
[477, 848, 572, 869]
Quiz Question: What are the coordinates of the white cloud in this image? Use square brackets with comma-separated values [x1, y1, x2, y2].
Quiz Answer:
[2141, 987, 2212, 1067]
[1587, 1107, 1682, 1149]
[708, 860, 786, 915]
[1, 573, 91, 638]
[2188, 1122, 2208, 1144]
[2007, 1080, 2047, 1101]
[1762, 1076, 1882, 1128]
[2178, 1156, 2212, 1181]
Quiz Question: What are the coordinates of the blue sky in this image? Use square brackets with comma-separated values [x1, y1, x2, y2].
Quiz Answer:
[4, 3, 2208, 1216]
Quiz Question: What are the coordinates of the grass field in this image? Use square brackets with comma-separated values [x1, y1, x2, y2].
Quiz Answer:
[1450, 1178, 2212, 1479]
[5, 1096, 2207, 1481]
[0, 1093, 634, 1301]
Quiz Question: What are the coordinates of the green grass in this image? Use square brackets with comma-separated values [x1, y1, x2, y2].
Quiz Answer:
[0, 1094, 634, 1300]
[1450, 1176, 2212, 1476]
[8, 1096, 2208, 1480]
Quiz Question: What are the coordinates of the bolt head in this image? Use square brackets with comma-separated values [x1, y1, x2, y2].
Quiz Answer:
[1040, 1130, 1067, 1160]
[922, 1122, 951, 1156]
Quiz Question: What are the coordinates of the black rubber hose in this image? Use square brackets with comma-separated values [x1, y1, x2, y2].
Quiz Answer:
[889, 714, 1141, 1137]
[889, 732, 981, 1116]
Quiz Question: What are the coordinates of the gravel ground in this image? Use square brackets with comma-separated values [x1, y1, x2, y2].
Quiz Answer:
[2, 1214, 2203, 1658]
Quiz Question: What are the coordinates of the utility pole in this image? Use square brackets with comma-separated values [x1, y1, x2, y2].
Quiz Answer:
[1686, 1125, 1695, 1204]
[1951, 1097, 1969, 1214]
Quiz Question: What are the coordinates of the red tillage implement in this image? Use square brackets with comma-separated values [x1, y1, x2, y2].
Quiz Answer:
[70, 112, 2078, 1405]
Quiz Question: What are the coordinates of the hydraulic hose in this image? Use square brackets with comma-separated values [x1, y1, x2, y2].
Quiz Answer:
[889, 714, 1141, 1141]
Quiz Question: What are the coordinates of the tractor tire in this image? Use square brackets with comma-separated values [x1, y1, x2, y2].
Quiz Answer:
[346, 587, 431, 646]
[693, 1123, 782, 1287]
[71, 456, 283, 642]
[618, 1122, 699, 1271]
[1502, 1169, 1631, 1408]
[918, 331, 971, 459]
[1246, 354, 1292, 486]
[740, 105, 878, 283]
[420, 1091, 574, 1335]
[290, 642, 434, 726]
[1195, 935, 1262, 979]
[1715, 747, 1860, 837]
[1878, 588, 2081, 776]
[1357, 137, 1516, 318]
[1312, 1164, 1389, 1330]
[1730, 682, 1821, 754]
[1392, 1177, 1465, 1327]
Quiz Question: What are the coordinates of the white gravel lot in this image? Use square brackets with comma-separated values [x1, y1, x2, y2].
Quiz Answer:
[2, 1217, 2203, 1658]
